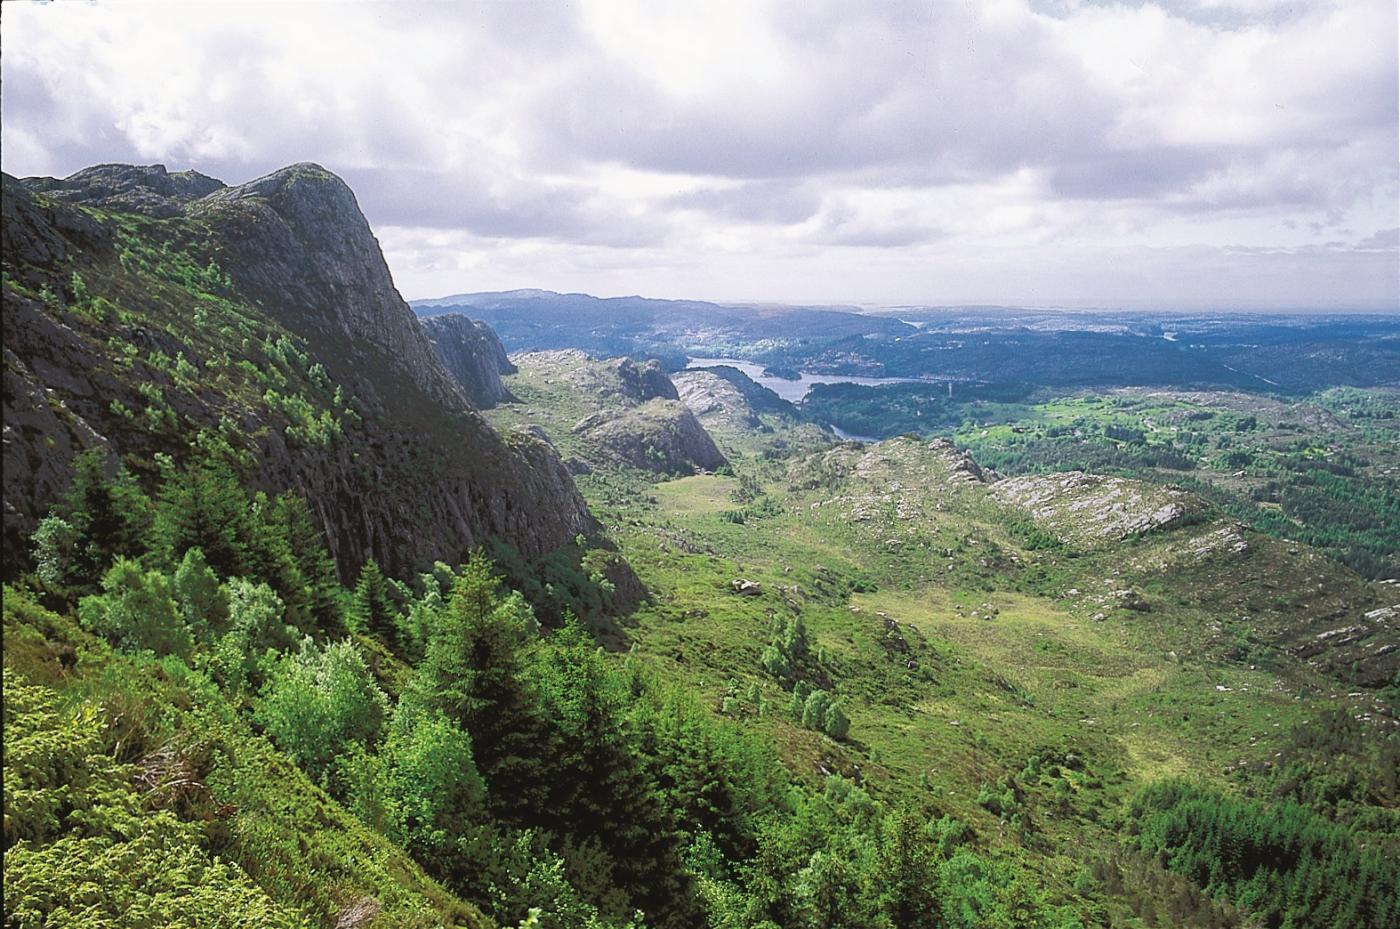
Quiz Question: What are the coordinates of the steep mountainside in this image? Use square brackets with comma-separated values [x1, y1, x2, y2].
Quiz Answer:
[420, 312, 517, 408]
[2, 164, 594, 578]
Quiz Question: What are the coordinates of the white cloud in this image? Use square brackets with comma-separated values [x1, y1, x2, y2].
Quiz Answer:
[1, 0, 1394, 309]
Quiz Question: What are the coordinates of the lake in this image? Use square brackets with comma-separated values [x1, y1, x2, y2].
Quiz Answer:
[684, 357, 926, 403]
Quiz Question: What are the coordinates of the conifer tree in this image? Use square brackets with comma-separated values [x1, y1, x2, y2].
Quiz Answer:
[347, 558, 400, 639]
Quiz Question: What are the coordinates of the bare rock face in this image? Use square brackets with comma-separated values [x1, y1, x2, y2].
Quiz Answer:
[673, 369, 764, 431]
[990, 471, 1199, 547]
[2, 345, 109, 560]
[516, 351, 678, 405]
[573, 400, 727, 475]
[420, 313, 516, 408]
[925, 438, 987, 484]
[191, 164, 464, 412]
[3, 173, 112, 280]
[3, 164, 599, 580]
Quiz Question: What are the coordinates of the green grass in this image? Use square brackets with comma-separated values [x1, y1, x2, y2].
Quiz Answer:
[515, 400, 1396, 926]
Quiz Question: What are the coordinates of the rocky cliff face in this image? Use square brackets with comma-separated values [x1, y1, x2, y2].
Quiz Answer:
[3, 164, 597, 579]
[420, 313, 516, 408]
[191, 164, 465, 412]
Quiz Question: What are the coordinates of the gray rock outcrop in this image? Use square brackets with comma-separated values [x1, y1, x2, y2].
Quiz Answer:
[573, 399, 727, 475]
[26, 163, 225, 217]
[420, 313, 516, 408]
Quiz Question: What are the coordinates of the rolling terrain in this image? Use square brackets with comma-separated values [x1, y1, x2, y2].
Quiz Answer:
[481, 347, 1398, 928]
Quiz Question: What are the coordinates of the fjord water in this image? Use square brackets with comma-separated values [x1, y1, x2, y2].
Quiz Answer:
[684, 356, 925, 403]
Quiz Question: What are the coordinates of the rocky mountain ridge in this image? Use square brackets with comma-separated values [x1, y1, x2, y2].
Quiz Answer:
[3, 163, 597, 579]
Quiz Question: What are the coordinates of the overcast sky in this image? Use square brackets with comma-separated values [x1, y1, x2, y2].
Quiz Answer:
[3, 0, 1397, 310]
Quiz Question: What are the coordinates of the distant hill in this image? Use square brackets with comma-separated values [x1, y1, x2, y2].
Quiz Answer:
[411, 289, 913, 363]
[414, 289, 1400, 394]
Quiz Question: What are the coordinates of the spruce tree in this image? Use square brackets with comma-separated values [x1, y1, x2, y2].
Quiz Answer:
[347, 558, 400, 639]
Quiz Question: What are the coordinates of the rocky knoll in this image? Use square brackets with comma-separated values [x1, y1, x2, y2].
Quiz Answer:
[673, 368, 767, 431]
[420, 313, 517, 408]
[504, 351, 727, 475]
[3, 164, 597, 579]
[513, 350, 677, 405]
[573, 399, 727, 475]
[606, 356, 678, 403]
[991, 471, 1199, 548]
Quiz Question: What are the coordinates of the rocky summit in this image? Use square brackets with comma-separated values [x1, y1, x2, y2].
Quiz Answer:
[3, 163, 596, 578]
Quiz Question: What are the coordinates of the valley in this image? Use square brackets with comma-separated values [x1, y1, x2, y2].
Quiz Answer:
[476, 343, 1399, 928]
[5, 4, 1396, 928]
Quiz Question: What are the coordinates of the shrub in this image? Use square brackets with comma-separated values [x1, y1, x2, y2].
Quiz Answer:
[78, 558, 193, 658]
[256, 638, 388, 781]
[380, 704, 487, 864]
[207, 578, 289, 693]
[32, 516, 79, 587]
[172, 547, 228, 641]
[3, 670, 308, 927]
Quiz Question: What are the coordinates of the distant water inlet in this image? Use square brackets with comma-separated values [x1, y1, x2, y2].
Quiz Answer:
[684, 357, 926, 403]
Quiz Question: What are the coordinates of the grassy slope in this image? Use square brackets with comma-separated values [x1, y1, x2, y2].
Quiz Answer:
[486, 364, 1398, 926]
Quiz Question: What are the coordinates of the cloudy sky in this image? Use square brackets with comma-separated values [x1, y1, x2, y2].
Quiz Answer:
[3, 0, 1396, 310]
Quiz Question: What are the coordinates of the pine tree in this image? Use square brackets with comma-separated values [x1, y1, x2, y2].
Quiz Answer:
[152, 457, 252, 576]
[51, 449, 153, 583]
[412, 557, 546, 818]
[77, 558, 193, 657]
[347, 558, 400, 638]
[270, 493, 342, 631]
